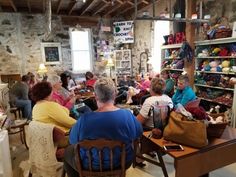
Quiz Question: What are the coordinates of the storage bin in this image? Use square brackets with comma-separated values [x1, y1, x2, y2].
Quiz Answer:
[207, 113, 228, 138]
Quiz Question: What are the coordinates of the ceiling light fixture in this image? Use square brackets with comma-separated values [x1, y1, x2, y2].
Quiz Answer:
[83, 0, 86, 3]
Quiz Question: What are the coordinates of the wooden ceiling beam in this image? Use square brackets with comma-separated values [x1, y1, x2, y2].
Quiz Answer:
[79, 0, 95, 16]
[9, 0, 17, 12]
[138, 0, 160, 12]
[142, 0, 149, 5]
[68, 1, 77, 15]
[27, 0, 31, 13]
[104, 3, 123, 16]
[92, 2, 110, 16]
[126, 0, 134, 6]
[56, 0, 63, 14]
[119, 0, 143, 15]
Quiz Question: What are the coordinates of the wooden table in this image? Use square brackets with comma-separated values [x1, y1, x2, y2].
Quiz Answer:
[141, 127, 236, 177]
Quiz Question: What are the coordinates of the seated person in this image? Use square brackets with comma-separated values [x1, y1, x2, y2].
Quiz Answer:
[64, 77, 142, 177]
[9, 75, 32, 120]
[172, 75, 196, 107]
[160, 70, 175, 97]
[85, 71, 96, 89]
[140, 71, 175, 104]
[60, 72, 71, 91]
[47, 74, 91, 118]
[126, 73, 151, 104]
[115, 75, 135, 104]
[31, 81, 76, 133]
[137, 78, 173, 128]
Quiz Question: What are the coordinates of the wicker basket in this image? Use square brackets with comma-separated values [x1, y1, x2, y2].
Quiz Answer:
[215, 28, 232, 39]
[207, 113, 228, 138]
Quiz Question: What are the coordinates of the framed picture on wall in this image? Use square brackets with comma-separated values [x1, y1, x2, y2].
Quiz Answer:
[41, 42, 62, 65]
[114, 49, 132, 75]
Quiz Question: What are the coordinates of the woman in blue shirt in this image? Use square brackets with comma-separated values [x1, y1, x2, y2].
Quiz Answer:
[172, 75, 196, 107]
[64, 77, 143, 177]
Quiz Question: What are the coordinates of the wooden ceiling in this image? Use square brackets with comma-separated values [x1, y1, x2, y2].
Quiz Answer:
[0, 0, 157, 19]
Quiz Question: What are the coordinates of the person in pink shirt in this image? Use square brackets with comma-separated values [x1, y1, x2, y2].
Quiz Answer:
[48, 75, 76, 110]
[126, 73, 151, 104]
[47, 74, 92, 119]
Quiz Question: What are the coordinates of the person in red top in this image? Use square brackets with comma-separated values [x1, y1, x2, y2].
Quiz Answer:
[85, 71, 96, 88]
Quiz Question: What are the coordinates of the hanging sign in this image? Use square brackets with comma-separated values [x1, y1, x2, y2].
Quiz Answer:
[113, 21, 134, 44]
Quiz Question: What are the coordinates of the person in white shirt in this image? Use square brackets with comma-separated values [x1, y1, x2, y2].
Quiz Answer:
[137, 78, 173, 128]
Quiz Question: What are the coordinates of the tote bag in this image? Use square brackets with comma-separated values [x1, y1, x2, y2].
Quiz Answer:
[163, 111, 208, 148]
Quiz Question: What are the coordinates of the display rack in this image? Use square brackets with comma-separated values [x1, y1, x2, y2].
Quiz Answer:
[161, 43, 184, 73]
[194, 37, 236, 127]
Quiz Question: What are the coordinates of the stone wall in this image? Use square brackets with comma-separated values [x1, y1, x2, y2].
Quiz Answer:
[131, 0, 169, 76]
[1, 0, 235, 77]
[0, 13, 71, 76]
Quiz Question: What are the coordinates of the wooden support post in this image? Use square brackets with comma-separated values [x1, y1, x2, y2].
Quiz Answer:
[185, 0, 195, 87]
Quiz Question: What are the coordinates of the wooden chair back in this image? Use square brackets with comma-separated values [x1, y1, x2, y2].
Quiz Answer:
[76, 139, 126, 177]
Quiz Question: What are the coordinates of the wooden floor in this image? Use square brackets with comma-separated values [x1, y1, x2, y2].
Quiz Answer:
[9, 131, 236, 177]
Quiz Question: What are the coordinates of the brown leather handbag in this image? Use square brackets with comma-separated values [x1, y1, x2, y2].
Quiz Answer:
[163, 111, 208, 148]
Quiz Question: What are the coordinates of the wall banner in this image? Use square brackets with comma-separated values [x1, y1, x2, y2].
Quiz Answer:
[113, 21, 134, 44]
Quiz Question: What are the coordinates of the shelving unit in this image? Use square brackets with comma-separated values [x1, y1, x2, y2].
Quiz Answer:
[194, 37, 236, 127]
[161, 43, 184, 72]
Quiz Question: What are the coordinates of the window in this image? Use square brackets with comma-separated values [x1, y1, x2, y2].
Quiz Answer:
[70, 29, 93, 73]
[152, 20, 170, 73]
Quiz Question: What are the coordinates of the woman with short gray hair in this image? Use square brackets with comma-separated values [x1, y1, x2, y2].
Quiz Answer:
[94, 77, 116, 103]
[64, 77, 143, 177]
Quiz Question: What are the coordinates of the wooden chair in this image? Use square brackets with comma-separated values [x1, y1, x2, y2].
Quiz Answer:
[76, 139, 126, 177]
[27, 122, 66, 177]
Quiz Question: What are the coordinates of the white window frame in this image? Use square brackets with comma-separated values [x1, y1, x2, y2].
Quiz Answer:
[153, 20, 170, 73]
[69, 28, 93, 73]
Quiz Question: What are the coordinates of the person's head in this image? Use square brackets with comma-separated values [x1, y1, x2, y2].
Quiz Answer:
[177, 75, 189, 90]
[150, 78, 166, 96]
[47, 75, 62, 90]
[60, 72, 70, 90]
[21, 75, 30, 84]
[31, 82, 52, 102]
[160, 70, 170, 80]
[85, 71, 94, 81]
[94, 77, 116, 104]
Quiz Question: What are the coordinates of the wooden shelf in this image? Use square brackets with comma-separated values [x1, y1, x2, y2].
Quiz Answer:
[135, 17, 209, 23]
[161, 43, 182, 49]
[196, 56, 236, 59]
[195, 84, 234, 91]
[163, 57, 181, 60]
[198, 97, 232, 107]
[163, 68, 184, 72]
[195, 37, 236, 46]
[195, 71, 236, 75]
